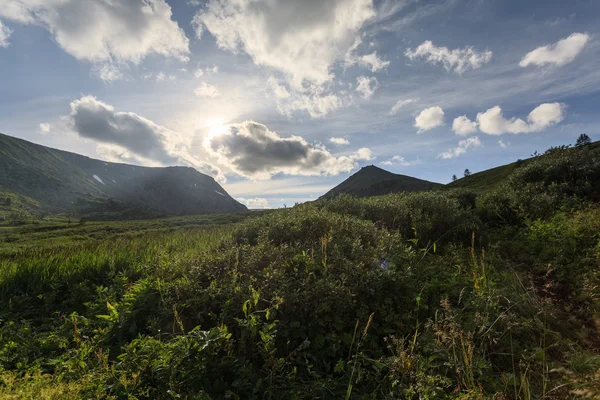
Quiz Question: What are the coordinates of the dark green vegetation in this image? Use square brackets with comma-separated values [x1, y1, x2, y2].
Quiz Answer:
[1, 143, 600, 399]
[321, 165, 442, 199]
[448, 140, 600, 193]
[0, 132, 246, 222]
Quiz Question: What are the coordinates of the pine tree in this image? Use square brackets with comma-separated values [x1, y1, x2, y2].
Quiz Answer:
[452, 174, 458, 182]
[575, 133, 591, 147]
[464, 169, 471, 177]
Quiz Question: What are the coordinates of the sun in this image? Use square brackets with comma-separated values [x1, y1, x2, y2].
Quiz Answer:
[207, 119, 228, 138]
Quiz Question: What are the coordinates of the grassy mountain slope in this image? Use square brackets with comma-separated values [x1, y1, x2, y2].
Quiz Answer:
[448, 141, 600, 192]
[446, 159, 529, 192]
[321, 165, 443, 198]
[0, 132, 247, 220]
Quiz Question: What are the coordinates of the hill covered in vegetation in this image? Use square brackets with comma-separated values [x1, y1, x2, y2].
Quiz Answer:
[1, 142, 599, 398]
[0, 132, 247, 221]
[321, 165, 443, 199]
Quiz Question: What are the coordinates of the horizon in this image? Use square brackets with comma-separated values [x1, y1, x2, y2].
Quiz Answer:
[1, 0, 598, 209]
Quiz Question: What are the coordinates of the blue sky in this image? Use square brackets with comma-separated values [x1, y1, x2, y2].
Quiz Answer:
[1, 0, 599, 209]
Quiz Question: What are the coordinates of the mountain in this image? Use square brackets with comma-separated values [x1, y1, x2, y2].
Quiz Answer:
[0, 133, 247, 219]
[321, 165, 443, 199]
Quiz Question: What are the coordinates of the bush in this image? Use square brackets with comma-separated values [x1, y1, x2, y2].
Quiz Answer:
[319, 191, 482, 248]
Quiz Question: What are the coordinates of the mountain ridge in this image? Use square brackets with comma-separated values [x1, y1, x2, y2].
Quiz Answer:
[0, 132, 247, 220]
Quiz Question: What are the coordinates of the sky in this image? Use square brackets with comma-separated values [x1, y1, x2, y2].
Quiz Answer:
[1, 0, 599, 209]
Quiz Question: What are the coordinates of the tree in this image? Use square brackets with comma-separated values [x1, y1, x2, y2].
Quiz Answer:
[452, 174, 458, 182]
[575, 133, 591, 147]
[464, 169, 472, 178]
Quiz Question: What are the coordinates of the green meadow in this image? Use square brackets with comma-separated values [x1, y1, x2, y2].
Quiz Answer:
[1, 144, 599, 399]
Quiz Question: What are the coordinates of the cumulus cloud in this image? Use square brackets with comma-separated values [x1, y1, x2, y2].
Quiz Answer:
[195, 82, 220, 98]
[452, 115, 478, 136]
[380, 155, 417, 167]
[0, 0, 189, 79]
[358, 52, 390, 72]
[39, 123, 50, 135]
[193, 0, 380, 118]
[520, 33, 589, 68]
[356, 76, 379, 99]
[266, 77, 343, 118]
[193, 0, 375, 88]
[476, 103, 565, 135]
[388, 98, 417, 115]
[354, 147, 374, 161]
[204, 121, 371, 179]
[236, 197, 271, 209]
[0, 20, 11, 47]
[65, 95, 224, 181]
[67, 95, 182, 165]
[414, 106, 445, 132]
[438, 137, 482, 159]
[405, 41, 493, 74]
[330, 137, 350, 145]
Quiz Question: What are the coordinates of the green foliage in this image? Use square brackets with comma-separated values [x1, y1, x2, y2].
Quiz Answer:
[1, 145, 600, 398]
[477, 143, 600, 223]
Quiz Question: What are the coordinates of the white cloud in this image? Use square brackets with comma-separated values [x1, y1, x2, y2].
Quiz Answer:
[193, 0, 380, 119]
[195, 82, 220, 98]
[0, 0, 189, 80]
[93, 63, 124, 82]
[237, 197, 271, 209]
[266, 77, 291, 99]
[156, 72, 166, 82]
[194, 65, 219, 78]
[359, 52, 390, 72]
[388, 98, 417, 115]
[204, 121, 370, 179]
[414, 106, 445, 132]
[476, 103, 565, 135]
[266, 77, 343, 118]
[193, 0, 375, 88]
[405, 40, 493, 74]
[39, 123, 50, 135]
[520, 33, 589, 68]
[0, 19, 12, 47]
[452, 115, 478, 136]
[356, 75, 379, 99]
[380, 155, 417, 167]
[498, 139, 509, 149]
[438, 136, 482, 159]
[330, 137, 350, 145]
[354, 147, 374, 161]
[66, 95, 224, 181]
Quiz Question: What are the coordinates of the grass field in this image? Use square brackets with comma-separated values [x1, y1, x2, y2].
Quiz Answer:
[0, 144, 599, 399]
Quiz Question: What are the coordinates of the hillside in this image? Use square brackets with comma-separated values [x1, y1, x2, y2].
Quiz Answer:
[321, 165, 442, 198]
[446, 159, 531, 192]
[0, 132, 247, 220]
[448, 141, 600, 192]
